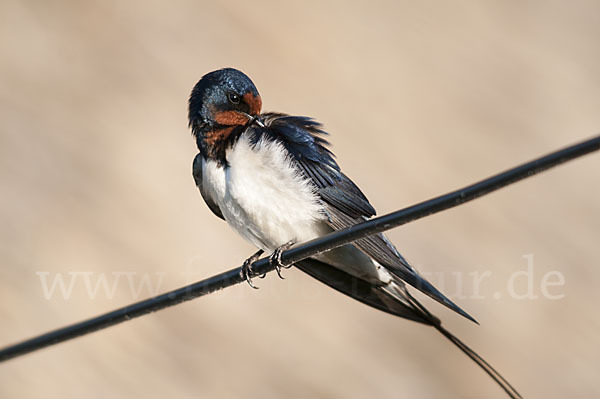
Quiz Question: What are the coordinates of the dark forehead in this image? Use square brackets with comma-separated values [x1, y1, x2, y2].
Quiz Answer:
[201, 68, 258, 95]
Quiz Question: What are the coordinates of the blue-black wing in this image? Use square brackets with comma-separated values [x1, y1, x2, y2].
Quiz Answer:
[258, 113, 475, 322]
[193, 153, 225, 221]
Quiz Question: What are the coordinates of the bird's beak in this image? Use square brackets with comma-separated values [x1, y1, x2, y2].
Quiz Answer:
[242, 113, 264, 129]
[252, 115, 265, 128]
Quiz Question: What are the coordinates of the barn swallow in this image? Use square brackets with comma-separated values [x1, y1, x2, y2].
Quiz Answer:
[188, 68, 520, 399]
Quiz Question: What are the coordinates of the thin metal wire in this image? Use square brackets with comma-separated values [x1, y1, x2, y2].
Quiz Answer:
[1, 135, 598, 363]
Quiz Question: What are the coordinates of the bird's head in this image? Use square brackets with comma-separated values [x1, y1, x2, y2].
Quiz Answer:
[188, 68, 262, 160]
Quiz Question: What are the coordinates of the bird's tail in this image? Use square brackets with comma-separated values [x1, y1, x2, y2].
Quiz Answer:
[295, 258, 522, 399]
[432, 324, 522, 399]
[386, 283, 522, 399]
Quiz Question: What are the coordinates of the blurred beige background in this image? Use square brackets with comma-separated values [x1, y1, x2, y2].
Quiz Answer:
[1, 0, 599, 398]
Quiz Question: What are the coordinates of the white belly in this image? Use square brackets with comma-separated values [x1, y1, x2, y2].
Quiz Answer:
[201, 134, 392, 284]
[202, 134, 328, 252]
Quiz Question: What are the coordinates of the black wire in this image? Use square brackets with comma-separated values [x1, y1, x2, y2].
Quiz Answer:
[1, 135, 598, 363]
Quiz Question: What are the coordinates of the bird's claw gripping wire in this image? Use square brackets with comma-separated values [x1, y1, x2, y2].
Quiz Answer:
[241, 249, 264, 289]
[269, 240, 296, 279]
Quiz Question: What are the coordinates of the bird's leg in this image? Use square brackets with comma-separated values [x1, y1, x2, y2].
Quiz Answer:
[269, 240, 296, 279]
[241, 249, 264, 289]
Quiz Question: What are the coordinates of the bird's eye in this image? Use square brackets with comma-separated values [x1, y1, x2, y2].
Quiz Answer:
[228, 92, 241, 105]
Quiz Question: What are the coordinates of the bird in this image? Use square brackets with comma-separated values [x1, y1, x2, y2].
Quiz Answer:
[188, 67, 521, 399]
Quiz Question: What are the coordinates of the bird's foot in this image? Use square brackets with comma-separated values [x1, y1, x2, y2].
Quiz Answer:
[270, 240, 296, 279]
[241, 249, 264, 289]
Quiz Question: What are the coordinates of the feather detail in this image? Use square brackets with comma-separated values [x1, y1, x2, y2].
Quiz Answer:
[257, 113, 475, 322]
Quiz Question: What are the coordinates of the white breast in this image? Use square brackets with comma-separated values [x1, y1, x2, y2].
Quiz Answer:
[201, 134, 328, 252]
